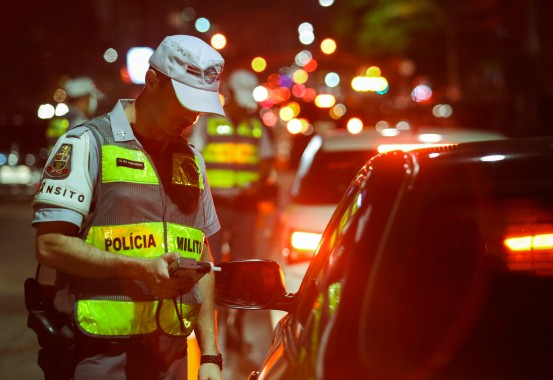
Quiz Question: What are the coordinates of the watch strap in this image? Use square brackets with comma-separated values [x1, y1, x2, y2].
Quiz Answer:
[200, 353, 223, 371]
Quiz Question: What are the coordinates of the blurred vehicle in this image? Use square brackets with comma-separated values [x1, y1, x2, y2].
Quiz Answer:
[277, 126, 506, 291]
[216, 136, 553, 379]
[0, 149, 42, 197]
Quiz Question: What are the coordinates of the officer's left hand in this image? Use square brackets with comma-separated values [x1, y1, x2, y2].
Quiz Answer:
[198, 363, 222, 380]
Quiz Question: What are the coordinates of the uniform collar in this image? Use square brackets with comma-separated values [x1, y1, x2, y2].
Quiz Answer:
[109, 99, 137, 143]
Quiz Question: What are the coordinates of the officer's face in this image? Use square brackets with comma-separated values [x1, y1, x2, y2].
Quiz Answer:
[150, 72, 200, 139]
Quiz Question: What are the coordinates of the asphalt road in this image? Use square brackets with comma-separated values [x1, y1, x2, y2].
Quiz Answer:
[0, 195, 276, 380]
[0, 196, 42, 379]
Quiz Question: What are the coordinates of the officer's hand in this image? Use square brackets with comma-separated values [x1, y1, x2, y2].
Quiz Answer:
[141, 253, 195, 298]
[198, 362, 223, 380]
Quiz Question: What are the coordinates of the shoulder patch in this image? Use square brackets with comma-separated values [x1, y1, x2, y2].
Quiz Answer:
[45, 144, 72, 179]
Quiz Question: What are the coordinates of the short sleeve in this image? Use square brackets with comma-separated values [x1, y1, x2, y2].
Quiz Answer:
[32, 129, 98, 227]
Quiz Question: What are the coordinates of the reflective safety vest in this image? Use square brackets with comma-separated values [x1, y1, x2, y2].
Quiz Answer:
[202, 117, 263, 190]
[70, 116, 206, 338]
[46, 118, 70, 150]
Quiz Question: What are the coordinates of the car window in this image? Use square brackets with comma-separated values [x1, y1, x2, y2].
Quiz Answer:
[287, 154, 410, 375]
[292, 173, 363, 325]
[291, 149, 377, 205]
[285, 173, 365, 377]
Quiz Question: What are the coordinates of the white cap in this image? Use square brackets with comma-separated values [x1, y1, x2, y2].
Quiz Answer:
[64, 76, 105, 99]
[149, 35, 225, 116]
[228, 69, 259, 109]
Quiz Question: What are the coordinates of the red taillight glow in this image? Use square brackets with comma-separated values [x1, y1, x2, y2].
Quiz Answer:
[504, 233, 553, 274]
[505, 233, 553, 251]
[291, 231, 322, 251]
[377, 143, 454, 154]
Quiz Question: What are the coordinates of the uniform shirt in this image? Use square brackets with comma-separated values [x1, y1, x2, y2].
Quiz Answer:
[33, 99, 220, 238]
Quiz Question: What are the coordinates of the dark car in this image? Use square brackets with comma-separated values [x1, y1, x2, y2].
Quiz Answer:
[216, 136, 553, 380]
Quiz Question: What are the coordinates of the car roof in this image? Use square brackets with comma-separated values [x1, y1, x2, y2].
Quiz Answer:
[317, 126, 506, 153]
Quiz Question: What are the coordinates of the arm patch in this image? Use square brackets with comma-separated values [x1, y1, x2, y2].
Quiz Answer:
[33, 132, 93, 216]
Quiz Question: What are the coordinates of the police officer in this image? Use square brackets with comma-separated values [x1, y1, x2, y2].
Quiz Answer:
[46, 76, 105, 150]
[32, 35, 224, 380]
[188, 69, 276, 350]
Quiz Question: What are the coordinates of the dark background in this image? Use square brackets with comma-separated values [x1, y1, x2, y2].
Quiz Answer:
[2, 0, 552, 158]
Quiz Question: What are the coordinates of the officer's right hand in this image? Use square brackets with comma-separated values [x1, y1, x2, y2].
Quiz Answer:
[140, 252, 194, 298]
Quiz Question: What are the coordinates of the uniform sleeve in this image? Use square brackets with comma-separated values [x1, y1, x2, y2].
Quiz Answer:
[32, 128, 98, 228]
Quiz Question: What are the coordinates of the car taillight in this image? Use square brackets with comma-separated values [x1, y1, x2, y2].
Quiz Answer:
[282, 231, 322, 264]
[504, 232, 553, 275]
[377, 143, 454, 153]
[291, 231, 322, 251]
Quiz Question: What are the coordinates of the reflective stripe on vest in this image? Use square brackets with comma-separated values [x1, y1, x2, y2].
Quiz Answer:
[102, 145, 159, 184]
[203, 117, 262, 189]
[47, 118, 70, 138]
[77, 298, 201, 336]
[85, 222, 204, 259]
[205, 169, 259, 189]
[79, 222, 205, 336]
[75, 134, 205, 337]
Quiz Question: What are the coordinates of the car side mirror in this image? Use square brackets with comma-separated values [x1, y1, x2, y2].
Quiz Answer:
[215, 259, 293, 312]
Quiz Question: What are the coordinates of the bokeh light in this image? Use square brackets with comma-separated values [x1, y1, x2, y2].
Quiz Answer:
[295, 50, 313, 67]
[299, 30, 315, 45]
[320, 38, 337, 54]
[292, 69, 308, 84]
[319, 0, 335, 6]
[103, 48, 118, 63]
[211, 33, 226, 49]
[251, 57, 267, 72]
[314, 94, 336, 108]
[37, 104, 55, 119]
[411, 84, 433, 102]
[347, 118, 363, 134]
[195, 17, 210, 33]
[432, 104, 453, 118]
[253, 86, 269, 102]
[329, 103, 346, 119]
[325, 72, 340, 87]
[126, 47, 154, 84]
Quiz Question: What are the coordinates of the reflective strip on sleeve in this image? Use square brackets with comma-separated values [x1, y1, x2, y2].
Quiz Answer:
[166, 223, 205, 259]
[85, 222, 165, 257]
[102, 145, 159, 184]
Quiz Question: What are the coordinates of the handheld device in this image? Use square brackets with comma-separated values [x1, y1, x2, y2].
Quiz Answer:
[169, 257, 221, 282]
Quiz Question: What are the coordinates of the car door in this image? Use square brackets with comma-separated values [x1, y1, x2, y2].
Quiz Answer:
[256, 167, 369, 380]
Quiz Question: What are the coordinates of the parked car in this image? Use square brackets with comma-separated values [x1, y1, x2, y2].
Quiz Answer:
[216, 136, 553, 379]
[277, 126, 505, 291]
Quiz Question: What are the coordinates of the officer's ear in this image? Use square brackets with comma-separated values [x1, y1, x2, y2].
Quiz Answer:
[145, 68, 159, 90]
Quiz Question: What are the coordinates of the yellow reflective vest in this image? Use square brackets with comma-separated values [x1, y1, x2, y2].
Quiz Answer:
[70, 116, 206, 338]
[202, 117, 263, 190]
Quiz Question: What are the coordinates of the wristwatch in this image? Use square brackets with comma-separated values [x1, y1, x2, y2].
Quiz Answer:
[200, 353, 223, 370]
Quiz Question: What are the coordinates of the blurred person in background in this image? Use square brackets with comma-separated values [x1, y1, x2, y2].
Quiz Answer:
[30, 35, 224, 380]
[45, 76, 105, 150]
[188, 69, 277, 350]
